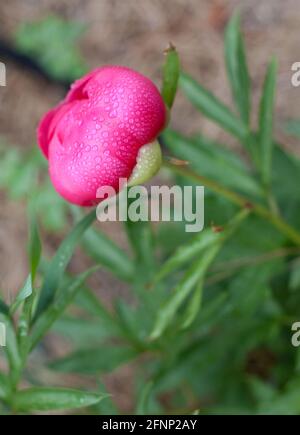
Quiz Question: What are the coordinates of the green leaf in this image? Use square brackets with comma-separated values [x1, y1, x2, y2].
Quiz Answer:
[0, 144, 68, 231]
[75, 287, 123, 337]
[0, 315, 21, 386]
[51, 316, 114, 347]
[34, 210, 96, 320]
[162, 44, 180, 109]
[28, 213, 41, 282]
[30, 266, 99, 350]
[150, 243, 220, 340]
[257, 379, 300, 415]
[115, 300, 152, 348]
[0, 372, 9, 400]
[155, 227, 221, 283]
[150, 210, 249, 339]
[289, 258, 300, 291]
[247, 376, 276, 404]
[163, 129, 263, 198]
[180, 278, 204, 330]
[226, 262, 279, 318]
[33, 180, 68, 231]
[0, 147, 41, 199]
[49, 346, 137, 374]
[13, 387, 107, 411]
[272, 144, 300, 202]
[10, 275, 32, 314]
[15, 16, 87, 82]
[90, 382, 119, 415]
[136, 381, 153, 415]
[258, 58, 277, 186]
[155, 208, 250, 283]
[179, 72, 248, 141]
[224, 13, 250, 125]
[17, 215, 42, 354]
[16, 215, 42, 357]
[81, 226, 135, 282]
[125, 217, 156, 280]
[0, 146, 21, 188]
[0, 298, 9, 316]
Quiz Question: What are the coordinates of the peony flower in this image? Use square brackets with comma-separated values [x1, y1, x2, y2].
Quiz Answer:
[37, 66, 167, 206]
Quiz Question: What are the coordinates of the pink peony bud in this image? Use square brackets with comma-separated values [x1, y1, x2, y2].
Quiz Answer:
[37, 66, 167, 206]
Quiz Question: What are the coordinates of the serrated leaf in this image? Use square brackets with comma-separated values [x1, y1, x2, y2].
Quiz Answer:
[34, 210, 96, 320]
[258, 58, 277, 186]
[224, 13, 250, 125]
[179, 72, 248, 142]
[13, 387, 107, 411]
[162, 44, 180, 109]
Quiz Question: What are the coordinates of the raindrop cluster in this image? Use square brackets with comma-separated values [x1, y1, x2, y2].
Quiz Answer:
[37, 66, 166, 206]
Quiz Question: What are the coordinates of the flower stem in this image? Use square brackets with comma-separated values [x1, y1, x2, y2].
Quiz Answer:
[163, 160, 300, 246]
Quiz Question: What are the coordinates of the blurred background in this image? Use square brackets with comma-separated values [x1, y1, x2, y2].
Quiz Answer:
[1, 0, 300, 414]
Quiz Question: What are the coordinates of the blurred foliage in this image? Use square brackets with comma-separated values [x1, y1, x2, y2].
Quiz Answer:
[0, 143, 68, 231]
[15, 16, 88, 82]
[1, 13, 300, 415]
[285, 119, 300, 139]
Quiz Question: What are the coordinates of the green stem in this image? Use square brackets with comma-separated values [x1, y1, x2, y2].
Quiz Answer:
[163, 160, 300, 246]
[207, 246, 300, 285]
[265, 187, 280, 217]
